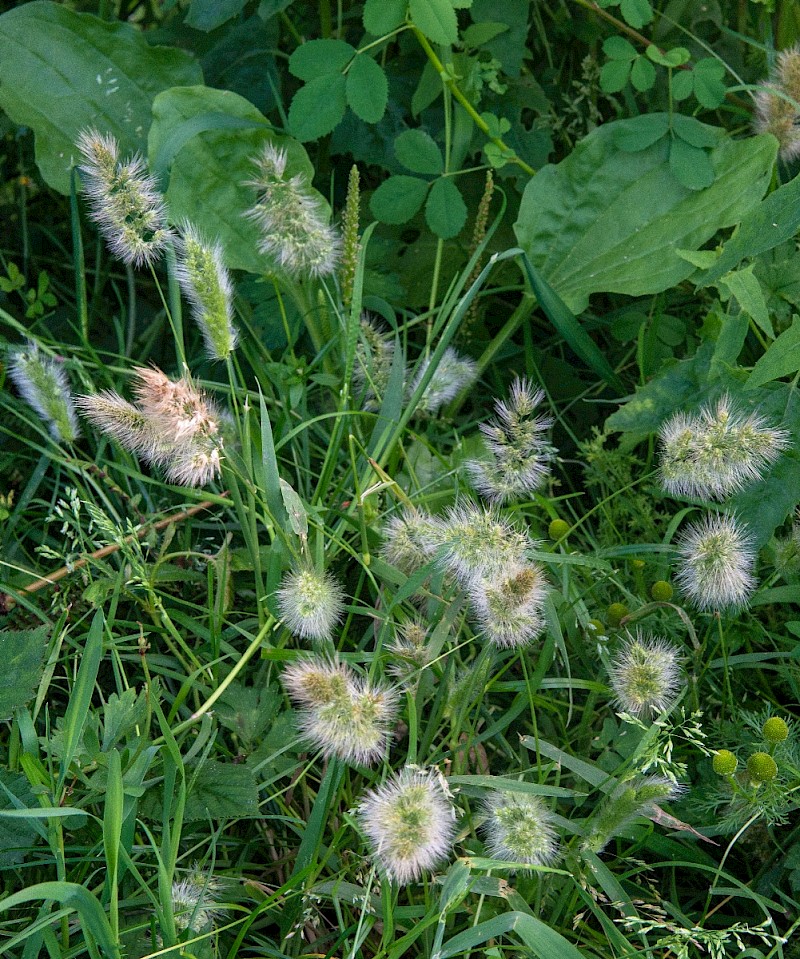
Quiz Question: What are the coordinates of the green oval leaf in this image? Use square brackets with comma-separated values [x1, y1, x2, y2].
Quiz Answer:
[288, 74, 347, 141]
[395, 129, 444, 174]
[288, 38, 354, 80]
[600, 59, 632, 94]
[346, 55, 388, 123]
[669, 138, 714, 191]
[370, 175, 429, 224]
[0, 0, 202, 194]
[185, 0, 246, 31]
[630, 56, 656, 91]
[425, 176, 467, 239]
[603, 35, 637, 61]
[363, 0, 407, 35]
[409, 0, 458, 45]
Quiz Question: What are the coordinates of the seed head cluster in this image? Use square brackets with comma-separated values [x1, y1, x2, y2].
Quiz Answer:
[245, 143, 339, 278]
[9, 344, 79, 444]
[76, 128, 172, 267]
[659, 395, 788, 501]
[282, 657, 397, 765]
[410, 347, 478, 414]
[77, 367, 224, 486]
[380, 508, 442, 576]
[674, 513, 756, 611]
[469, 378, 555, 504]
[171, 865, 225, 933]
[470, 562, 547, 648]
[753, 45, 800, 162]
[358, 766, 456, 884]
[482, 792, 559, 868]
[275, 565, 344, 641]
[584, 776, 685, 853]
[175, 223, 238, 361]
[353, 314, 396, 410]
[608, 630, 683, 717]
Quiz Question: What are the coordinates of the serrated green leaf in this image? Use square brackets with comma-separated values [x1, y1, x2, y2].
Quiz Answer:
[0, 769, 39, 866]
[346, 55, 388, 123]
[149, 85, 314, 275]
[409, 0, 458, 45]
[669, 138, 714, 191]
[603, 35, 637, 60]
[514, 117, 775, 314]
[184, 761, 261, 820]
[600, 59, 632, 94]
[289, 38, 355, 80]
[289, 74, 347, 141]
[630, 56, 656, 91]
[217, 682, 279, 745]
[185, 0, 246, 31]
[370, 174, 429, 224]
[0, 626, 47, 721]
[747, 315, 800, 389]
[0, 0, 202, 194]
[462, 22, 508, 47]
[363, 0, 407, 35]
[395, 129, 444, 174]
[425, 177, 467, 239]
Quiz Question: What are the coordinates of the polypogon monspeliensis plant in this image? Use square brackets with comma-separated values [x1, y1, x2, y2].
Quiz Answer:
[482, 791, 559, 869]
[674, 512, 756, 611]
[608, 630, 683, 718]
[275, 564, 345, 641]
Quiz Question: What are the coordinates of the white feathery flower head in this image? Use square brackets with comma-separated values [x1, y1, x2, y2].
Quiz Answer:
[674, 512, 757, 611]
[482, 791, 559, 868]
[77, 367, 224, 487]
[470, 562, 547, 648]
[171, 865, 225, 933]
[468, 378, 556, 504]
[245, 142, 339, 278]
[9, 343, 79, 443]
[175, 223, 238, 360]
[441, 500, 533, 585]
[381, 508, 443, 576]
[753, 46, 800, 163]
[76, 128, 172, 267]
[659, 395, 788, 500]
[275, 565, 344, 641]
[410, 347, 478, 415]
[282, 656, 397, 765]
[358, 766, 457, 884]
[608, 630, 682, 717]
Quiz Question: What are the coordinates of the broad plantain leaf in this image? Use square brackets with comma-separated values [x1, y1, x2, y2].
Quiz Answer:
[514, 117, 775, 313]
[0, 1, 202, 194]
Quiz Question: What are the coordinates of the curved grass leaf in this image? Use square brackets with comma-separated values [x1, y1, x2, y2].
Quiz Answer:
[0, 0, 201, 194]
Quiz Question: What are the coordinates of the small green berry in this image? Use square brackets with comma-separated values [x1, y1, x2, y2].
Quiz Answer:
[606, 603, 629, 628]
[587, 618, 606, 636]
[763, 717, 789, 744]
[712, 749, 737, 776]
[746, 751, 778, 784]
[651, 580, 674, 602]
[548, 519, 570, 541]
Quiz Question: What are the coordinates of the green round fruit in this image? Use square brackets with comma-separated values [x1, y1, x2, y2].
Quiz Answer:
[763, 717, 789, 745]
[651, 580, 674, 602]
[712, 749, 737, 777]
[606, 603, 629, 628]
[548, 519, 570, 541]
[746, 751, 778, 784]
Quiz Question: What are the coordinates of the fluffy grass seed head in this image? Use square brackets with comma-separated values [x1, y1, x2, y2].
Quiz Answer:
[388, 619, 433, 686]
[470, 562, 547, 648]
[275, 565, 344, 641]
[469, 379, 556, 504]
[175, 223, 237, 360]
[9, 344, 79, 443]
[358, 766, 456, 884]
[608, 630, 683, 718]
[353, 314, 397, 410]
[76, 128, 172, 267]
[171, 865, 225, 933]
[674, 512, 757, 611]
[659, 395, 789, 501]
[245, 142, 339, 278]
[381, 508, 443, 576]
[410, 347, 478, 415]
[78, 368, 224, 487]
[282, 656, 396, 765]
[753, 46, 800, 162]
[441, 501, 533, 585]
[482, 791, 559, 868]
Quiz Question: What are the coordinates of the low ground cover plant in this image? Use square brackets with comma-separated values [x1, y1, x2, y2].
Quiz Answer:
[1, 2, 800, 957]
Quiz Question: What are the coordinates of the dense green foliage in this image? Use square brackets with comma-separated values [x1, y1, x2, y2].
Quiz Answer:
[1, 1, 800, 957]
